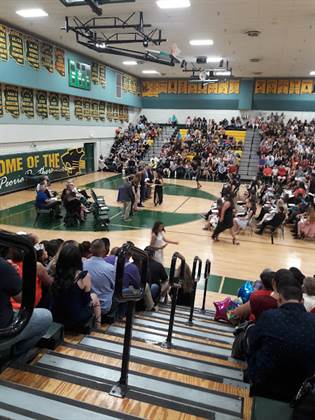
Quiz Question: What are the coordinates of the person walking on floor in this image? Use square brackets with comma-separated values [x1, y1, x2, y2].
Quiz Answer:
[212, 193, 239, 245]
[117, 176, 134, 222]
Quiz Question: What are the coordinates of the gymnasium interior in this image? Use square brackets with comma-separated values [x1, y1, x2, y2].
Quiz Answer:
[0, 1, 315, 419]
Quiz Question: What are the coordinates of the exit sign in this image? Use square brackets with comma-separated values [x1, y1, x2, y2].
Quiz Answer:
[68, 59, 91, 90]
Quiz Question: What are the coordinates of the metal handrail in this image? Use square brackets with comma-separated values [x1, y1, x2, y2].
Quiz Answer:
[0, 230, 36, 341]
[201, 259, 211, 311]
[161, 251, 185, 349]
[187, 256, 202, 325]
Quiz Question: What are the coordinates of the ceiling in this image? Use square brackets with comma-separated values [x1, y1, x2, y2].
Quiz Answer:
[1, 0, 315, 78]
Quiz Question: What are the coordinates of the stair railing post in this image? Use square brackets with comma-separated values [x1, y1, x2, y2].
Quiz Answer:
[109, 244, 148, 398]
[161, 252, 185, 349]
[201, 259, 211, 312]
[187, 257, 202, 326]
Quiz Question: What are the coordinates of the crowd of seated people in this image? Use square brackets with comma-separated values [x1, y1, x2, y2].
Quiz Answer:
[230, 267, 315, 403]
[156, 120, 243, 182]
[0, 231, 175, 357]
[103, 118, 161, 175]
[185, 115, 245, 130]
[256, 113, 315, 239]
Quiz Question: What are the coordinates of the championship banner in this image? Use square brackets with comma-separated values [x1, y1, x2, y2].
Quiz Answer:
[255, 80, 266, 94]
[118, 104, 124, 121]
[266, 80, 277, 94]
[112, 103, 119, 120]
[229, 80, 240, 94]
[123, 105, 128, 122]
[41, 43, 54, 73]
[26, 37, 40, 70]
[289, 80, 301, 95]
[83, 99, 91, 120]
[151, 81, 160, 97]
[167, 80, 178, 94]
[187, 83, 198, 94]
[91, 62, 99, 84]
[158, 80, 168, 94]
[142, 81, 151, 97]
[178, 80, 188, 94]
[0, 85, 3, 117]
[74, 98, 83, 120]
[4, 85, 19, 118]
[36, 91, 48, 119]
[99, 64, 106, 87]
[301, 80, 313, 94]
[208, 82, 218, 94]
[99, 101, 106, 121]
[218, 80, 229, 94]
[91, 100, 99, 120]
[60, 95, 70, 120]
[0, 148, 86, 195]
[55, 48, 65, 76]
[48, 92, 60, 120]
[122, 75, 128, 92]
[0, 24, 8, 61]
[277, 80, 289, 94]
[106, 102, 113, 120]
[9, 29, 24, 65]
[21, 88, 34, 118]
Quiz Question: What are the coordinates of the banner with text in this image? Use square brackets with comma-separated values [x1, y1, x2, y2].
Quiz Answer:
[0, 148, 86, 195]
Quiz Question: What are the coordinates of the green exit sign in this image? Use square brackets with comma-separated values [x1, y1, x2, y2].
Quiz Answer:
[68, 59, 91, 90]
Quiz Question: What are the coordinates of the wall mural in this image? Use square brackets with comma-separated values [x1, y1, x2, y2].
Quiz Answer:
[0, 83, 129, 123]
[255, 79, 314, 95]
[142, 79, 241, 97]
[0, 148, 86, 195]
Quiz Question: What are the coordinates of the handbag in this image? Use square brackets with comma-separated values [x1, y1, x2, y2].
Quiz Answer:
[291, 375, 315, 420]
[231, 320, 254, 361]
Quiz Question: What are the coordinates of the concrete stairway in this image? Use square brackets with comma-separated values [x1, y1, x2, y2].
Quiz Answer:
[238, 129, 261, 182]
[143, 126, 176, 163]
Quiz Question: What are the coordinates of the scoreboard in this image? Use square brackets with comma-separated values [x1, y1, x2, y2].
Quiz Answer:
[68, 59, 91, 90]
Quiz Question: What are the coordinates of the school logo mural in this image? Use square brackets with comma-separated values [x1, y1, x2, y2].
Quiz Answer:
[61, 148, 85, 176]
[0, 148, 86, 195]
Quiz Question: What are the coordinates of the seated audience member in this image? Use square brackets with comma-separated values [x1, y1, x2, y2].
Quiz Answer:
[51, 241, 101, 329]
[83, 239, 115, 316]
[36, 183, 61, 218]
[100, 237, 110, 257]
[247, 269, 315, 402]
[231, 269, 277, 322]
[255, 206, 286, 234]
[35, 243, 53, 309]
[79, 241, 92, 261]
[303, 277, 315, 312]
[172, 263, 193, 306]
[289, 266, 305, 286]
[0, 257, 52, 357]
[144, 246, 169, 304]
[295, 205, 315, 239]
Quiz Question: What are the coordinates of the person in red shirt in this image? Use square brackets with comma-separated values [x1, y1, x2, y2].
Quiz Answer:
[263, 166, 272, 184]
[231, 269, 277, 322]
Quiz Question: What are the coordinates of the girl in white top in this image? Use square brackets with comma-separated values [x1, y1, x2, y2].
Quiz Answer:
[150, 221, 179, 264]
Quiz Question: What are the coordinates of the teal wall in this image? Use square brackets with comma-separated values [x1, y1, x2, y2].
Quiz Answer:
[0, 26, 141, 109]
[252, 94, 315, 111]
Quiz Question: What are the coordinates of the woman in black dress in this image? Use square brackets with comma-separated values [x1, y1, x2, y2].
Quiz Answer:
[154, 173, 164, 206]
[212, 193, 240, 245]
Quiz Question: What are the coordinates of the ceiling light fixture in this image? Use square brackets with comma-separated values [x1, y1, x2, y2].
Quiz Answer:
[16, 8, 48, 18]
[142, 70, 160, 74]
[123, 60, 138, 65]
[207, 56, 223, 63]
[310, 71, 315, 76]
[190, 39, 214, 46]
[215, 70, 231, 76]
[156, 0, 191, 9]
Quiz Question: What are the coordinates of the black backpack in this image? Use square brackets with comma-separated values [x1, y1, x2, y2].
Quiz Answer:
[292, 375, 315, 420]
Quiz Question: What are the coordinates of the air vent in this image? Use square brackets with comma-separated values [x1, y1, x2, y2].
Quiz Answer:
[244, 30, 261, 37]
[250, 58, 261, 63]
[253, 71, 262, 75]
